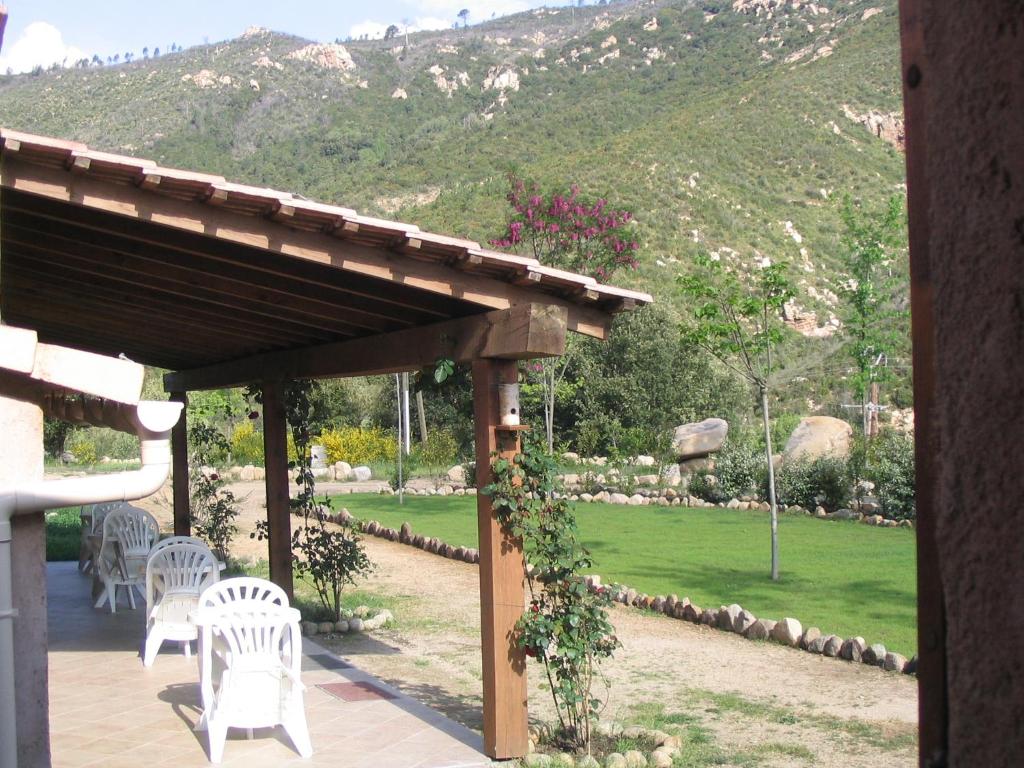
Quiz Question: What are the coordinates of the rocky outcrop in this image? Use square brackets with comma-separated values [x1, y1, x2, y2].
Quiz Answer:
[842, 104, 905, 151]
[286, 43, 356, 72]
[783, 416, 853, 462]
[672, 418, 728, 460]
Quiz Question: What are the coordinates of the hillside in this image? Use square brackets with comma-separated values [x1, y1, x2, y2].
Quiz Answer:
[0, 0, 908, 403]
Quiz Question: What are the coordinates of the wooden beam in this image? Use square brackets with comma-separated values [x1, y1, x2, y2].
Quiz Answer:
[473, 359, 529, 759]
[0, 160, 614, 338]
[164, 302, 568, 392]
[261, 380, 293, 600]
[170, 391, 191, 537]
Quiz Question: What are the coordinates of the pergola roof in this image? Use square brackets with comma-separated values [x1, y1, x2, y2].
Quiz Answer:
[0, 129, 651, 385]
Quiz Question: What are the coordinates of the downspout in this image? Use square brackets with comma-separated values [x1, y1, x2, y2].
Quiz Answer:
[0, 399, 182, 768]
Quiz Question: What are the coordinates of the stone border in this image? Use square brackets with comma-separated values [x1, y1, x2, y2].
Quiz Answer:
[323, 507, 917, 677]
[300, 606, 393, 637]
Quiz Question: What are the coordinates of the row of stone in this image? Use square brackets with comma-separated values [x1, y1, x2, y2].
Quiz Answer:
[596, 583, 916, 675]
[332, 512, 916, 675]
[299, 606, 393, 637]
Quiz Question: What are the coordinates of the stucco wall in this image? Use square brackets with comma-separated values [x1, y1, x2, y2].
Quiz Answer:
[922, 2, 1024, 762]
[0, 395, 49, 767]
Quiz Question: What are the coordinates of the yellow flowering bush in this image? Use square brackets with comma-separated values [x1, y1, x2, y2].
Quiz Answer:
[320, 427, 393, 465]
[230, 421, 297, 465]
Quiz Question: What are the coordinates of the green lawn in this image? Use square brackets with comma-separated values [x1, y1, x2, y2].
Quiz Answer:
[45, 508, 82, 562]
[333, 493, 918, 656]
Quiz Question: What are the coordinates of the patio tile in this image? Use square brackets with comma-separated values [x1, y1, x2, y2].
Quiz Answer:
[46, 561, 491, 767]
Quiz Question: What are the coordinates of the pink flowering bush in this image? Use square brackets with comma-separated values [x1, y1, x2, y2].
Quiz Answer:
[489, 175, 640, 281]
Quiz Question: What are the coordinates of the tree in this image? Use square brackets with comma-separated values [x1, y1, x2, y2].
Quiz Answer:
[490, 175, 639, 452]
[384, 24, 399, 40]
[838, 195, 906, 436]
[142, 46, 149, 59]
[457, 8, 470, 27]
[153, 47, 160, 57]
[678, 253, 794, 581]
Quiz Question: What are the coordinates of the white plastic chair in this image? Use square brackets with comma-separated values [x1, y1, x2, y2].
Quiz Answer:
[93, 506, 160, 612]
[194, 578, 312, 763]
[143, 541, 220, 667]
[78, 501, 127, 574]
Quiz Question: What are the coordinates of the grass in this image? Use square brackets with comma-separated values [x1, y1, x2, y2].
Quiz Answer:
[45, 507, 82, 562]
[332, 493, 918, 655]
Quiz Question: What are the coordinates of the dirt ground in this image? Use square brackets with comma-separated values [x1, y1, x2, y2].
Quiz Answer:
[140, 481, 919, 767]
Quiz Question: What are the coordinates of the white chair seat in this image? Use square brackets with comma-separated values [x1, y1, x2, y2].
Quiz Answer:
[94, 506, 160, 613]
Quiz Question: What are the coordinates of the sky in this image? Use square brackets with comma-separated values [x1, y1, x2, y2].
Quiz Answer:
[0, 0, 551, 73]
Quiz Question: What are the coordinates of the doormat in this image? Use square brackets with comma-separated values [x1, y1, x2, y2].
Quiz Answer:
[317, 681, 398, 702]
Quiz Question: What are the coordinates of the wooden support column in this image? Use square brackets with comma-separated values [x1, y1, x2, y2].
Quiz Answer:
[472, 358, 529, 759]
[261, 379, 293, 600]
[170, 391, 191, 536]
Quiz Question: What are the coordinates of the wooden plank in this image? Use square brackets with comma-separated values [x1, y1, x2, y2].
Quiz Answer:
[170, 392, 191, 537]
[898, 0, 946, 764]
[261, 379, 293, 600]
[473, 358, 529, 759]
[3, 205, 416, 333]
[0, 162, 614, 338]
[164, 303, 568, 392]
[4, 190, 466, 325]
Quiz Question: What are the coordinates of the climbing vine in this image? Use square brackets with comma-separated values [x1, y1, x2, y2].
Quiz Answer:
[250, 380, 372, 622]
[484, 437, 619, 754]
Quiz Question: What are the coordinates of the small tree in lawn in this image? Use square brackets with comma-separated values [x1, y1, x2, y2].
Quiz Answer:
[678, 254, 794, 581]
[490, 175, 640, 453]
[838, 194, 906, 437]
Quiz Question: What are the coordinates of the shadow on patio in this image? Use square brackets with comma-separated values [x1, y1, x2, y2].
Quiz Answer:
[46, 561, 490, 768]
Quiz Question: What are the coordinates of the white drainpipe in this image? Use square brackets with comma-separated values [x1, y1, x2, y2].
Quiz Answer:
[0, 399, 182, 768]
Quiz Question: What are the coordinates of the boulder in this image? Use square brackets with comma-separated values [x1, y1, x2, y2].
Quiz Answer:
[628, 494, 646, 506]
[609, 493, 630, 505]
[863, 643, 887, 666]
[905, 655, 918, 675]
[726, 498, 741, 509]
[633, 455, 657, 467]
[682, 603, 702, 623]
[562, 452, 580, 464]
[718, 604, 742, 631]
[447, 464, 466, 484]
[822, 635, 843, 657]
[679, 456, 715, 475]
[317, 621, 335, 634]
[650, 749, 673, 768]
[352, 465, 372, 481]
[240, 464, 258, 481]
[800, 627, 822, 650]
[577, 757, 601, 768]
[523, 754, 552, 768]
[399, 522, 413, 543]
[672, 418, 729, 460]
[348, 618, 364, 632]
[662, 464, 682, 486]
[783, 416, 854, 462]
[807, 634, 828, 654]
[834, 508, 861, 520]
[334, 620, 349, 633]
[884, 652, 908, 673]
[745, 618, 776, 641]
[734, 609, 757, 635]
[623, 750, 648, 768]
[770, 617, 803, 647]
[840, 637, 867, 662]
[635, 474, 659, 486]
[605, 754, 627, 768]
[333, 461, 353, 480]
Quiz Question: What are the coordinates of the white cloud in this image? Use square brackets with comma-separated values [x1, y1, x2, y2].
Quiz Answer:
[0, 21, 84, 74]
[349, 20, 391, 40]
[411, 16, 453, 31]
[349, 1, 535, 39]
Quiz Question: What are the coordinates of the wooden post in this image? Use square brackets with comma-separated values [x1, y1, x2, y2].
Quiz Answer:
[472, 358, 529, 759]
[170, 390, 190, 536]
[261, 379, 293, 600]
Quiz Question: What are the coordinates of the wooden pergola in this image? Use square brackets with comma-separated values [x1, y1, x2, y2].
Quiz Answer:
[0, 128, 651, 760]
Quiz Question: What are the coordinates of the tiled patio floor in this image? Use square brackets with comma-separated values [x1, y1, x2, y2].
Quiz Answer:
[47, 562, 491, 768]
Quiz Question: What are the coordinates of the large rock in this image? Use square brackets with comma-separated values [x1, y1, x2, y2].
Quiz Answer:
[840, 637, 867, 662]
[863, 643, 887, 666]
[447, 464, 466, 484]
[800, 626, 822, 649]
[352, 465, 372, 481]
[718, 604, 742, 631]
[822, 635, 843, 657]
[672, 418, 728, 460]
[770, 617, 803, 647]
[334, 461, 353, 480]
[783, 416, 854, 462]
[734, 609, 757, 635]
[745, 618, 776, 640]
[883, 652, 908, 673]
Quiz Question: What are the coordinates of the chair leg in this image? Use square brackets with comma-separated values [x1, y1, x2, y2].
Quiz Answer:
[182, 640, 192, 659]
[207, 718, 228, 764]
[143, 628, 164, 667]
[284, 711, 313, 758]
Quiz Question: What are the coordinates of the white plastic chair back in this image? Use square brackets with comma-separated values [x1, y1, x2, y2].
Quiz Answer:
[142, 542, 220, 666]
[103, 506, 160, 581]
[194, 578, 311, 762]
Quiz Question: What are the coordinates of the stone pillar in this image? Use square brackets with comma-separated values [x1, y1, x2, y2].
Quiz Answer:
[0, 394, 49, 766]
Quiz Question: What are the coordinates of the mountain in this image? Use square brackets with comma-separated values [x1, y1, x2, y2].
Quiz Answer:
[0, 0, 908, 402]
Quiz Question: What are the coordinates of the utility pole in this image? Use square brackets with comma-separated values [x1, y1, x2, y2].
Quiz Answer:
[415, 390, 428, 444]
[401, 372, 411, 455]
[395, 374, 404, 504]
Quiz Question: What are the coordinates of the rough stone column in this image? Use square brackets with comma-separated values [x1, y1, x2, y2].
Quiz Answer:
[0, 394, 49, 766]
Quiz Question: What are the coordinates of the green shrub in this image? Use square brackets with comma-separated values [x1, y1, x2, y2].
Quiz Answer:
[869, 430, 915, 519]
[67, 431, 97, 464]
[691, 437, 766, 503]
[775, 455, 851, 512]
[415, 429, 459, 469]
[320, 426, 394, 465]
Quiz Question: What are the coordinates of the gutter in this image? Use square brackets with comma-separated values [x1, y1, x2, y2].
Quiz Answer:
[0, 399, 182, 768]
